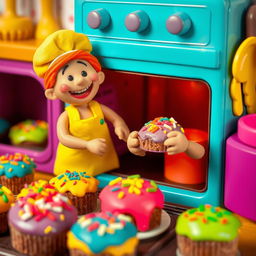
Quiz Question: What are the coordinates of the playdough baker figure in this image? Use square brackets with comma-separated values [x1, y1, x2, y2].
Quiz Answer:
[33, 30, 129, 176]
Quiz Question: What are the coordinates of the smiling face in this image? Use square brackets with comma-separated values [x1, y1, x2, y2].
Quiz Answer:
[44, 59, 105, 105]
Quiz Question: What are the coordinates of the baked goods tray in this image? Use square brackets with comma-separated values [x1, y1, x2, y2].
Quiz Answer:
[0, 214, 178, 256]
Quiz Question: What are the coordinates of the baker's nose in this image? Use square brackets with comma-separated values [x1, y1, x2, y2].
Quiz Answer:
[75, 76, 84, 86]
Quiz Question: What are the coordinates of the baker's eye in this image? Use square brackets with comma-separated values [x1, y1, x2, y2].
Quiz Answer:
[67, 75, 74, 81]
[81, 70, 87, 77]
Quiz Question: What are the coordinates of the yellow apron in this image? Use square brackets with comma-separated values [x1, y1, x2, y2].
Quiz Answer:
[54, 100, 119, 176]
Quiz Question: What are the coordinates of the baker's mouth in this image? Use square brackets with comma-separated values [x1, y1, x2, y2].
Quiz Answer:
[69, 84, 93, 99]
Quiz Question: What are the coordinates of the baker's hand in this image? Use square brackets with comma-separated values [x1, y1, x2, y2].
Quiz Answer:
[86, 138, 107, 156]
[127, 131, 146, 156]
[164, 131, 189, 155]
[115, 122, 130, 142]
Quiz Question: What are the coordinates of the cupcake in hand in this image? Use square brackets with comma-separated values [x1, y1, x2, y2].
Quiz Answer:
[128, 117, 205, 159]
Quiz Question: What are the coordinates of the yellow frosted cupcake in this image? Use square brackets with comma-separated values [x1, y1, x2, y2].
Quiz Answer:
[50, 171, 99, 215]
[0, 184, 15, 233]
[17, 180, 57, 198]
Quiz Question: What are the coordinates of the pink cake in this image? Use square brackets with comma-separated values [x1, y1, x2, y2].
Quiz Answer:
[99, 175, 164, 232]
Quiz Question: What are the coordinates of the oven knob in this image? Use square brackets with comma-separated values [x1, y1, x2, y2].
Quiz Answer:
[87, 8, 110, 29]
[125, 10, 149, 32]
[166, 13, 191, 35]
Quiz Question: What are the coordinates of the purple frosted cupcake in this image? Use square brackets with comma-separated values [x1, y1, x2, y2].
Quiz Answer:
[138, 117, 184, 152]
[8, 189, 77, 256]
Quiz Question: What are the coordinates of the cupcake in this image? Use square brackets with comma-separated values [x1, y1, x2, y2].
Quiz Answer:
[9, 120, 48, 148]
[0, 153, 35, 194]
[17, 180, 57, 199]
[67, 212, 138, 256]
[0, 184, 14, 233]
[8, 189, 78, 256]
[50, 170, 99, 215]
[99, 174, 164, 232]
[138, 117, 184, 152]
[176, 204, 241, 256]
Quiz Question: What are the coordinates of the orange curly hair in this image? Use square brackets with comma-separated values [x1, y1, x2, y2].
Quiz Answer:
[44, 50, 101, 89]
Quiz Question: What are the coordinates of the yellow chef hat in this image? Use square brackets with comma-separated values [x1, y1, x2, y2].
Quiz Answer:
[33, 30, 92, 78]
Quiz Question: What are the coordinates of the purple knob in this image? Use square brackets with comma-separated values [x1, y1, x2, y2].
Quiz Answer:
[125, 10, 149, 32]
[87, 8, 110, 29]
[166, 13, 191, 35]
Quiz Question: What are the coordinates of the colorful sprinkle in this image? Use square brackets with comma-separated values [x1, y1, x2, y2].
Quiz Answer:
[118, 191, 125, 199]
[111, 187, 120, 192]
[44, 226, 53, 234]
[128, 174, 141, 179]
[109, 177, 122, 186]
[146, 188, 157, 192]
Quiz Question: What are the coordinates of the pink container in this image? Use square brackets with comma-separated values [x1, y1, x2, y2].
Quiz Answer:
[238, 114, 256, 147]
[225, 114, 256, 221]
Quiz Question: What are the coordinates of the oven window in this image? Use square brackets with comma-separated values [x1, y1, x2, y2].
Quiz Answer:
[102, 69, 210, 193]
[0, 72, 48, 151]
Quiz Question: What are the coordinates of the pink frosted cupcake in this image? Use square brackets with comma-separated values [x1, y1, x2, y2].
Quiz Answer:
[99, 174, 164, 232]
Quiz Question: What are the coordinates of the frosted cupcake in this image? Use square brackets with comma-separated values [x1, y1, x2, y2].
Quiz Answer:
[0, 184, 14, 233]
[50, 170, 99, 215]
[67, 212, 138, 256]
[9, 120, 48, 148]
[176, 204, 241, 256]
[100, 174, 164, 232]
[0, 153, 35, 194]
[138, 117, 184, 152]
[17, 180, 57, 199]
[8, 189, 77, 256]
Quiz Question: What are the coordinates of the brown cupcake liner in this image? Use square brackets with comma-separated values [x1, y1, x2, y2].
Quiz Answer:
[0, 173, 34, 195]
[9, 223, 68, 256]
[0, 211, 8, 234]
[65, 191, 98, 215]
[149, 208, 162, 230]
[139, 137, 166, 152]
[12, 141, 48, 150]
[177, 235, 239, 256]
[70, 248, 136, 256]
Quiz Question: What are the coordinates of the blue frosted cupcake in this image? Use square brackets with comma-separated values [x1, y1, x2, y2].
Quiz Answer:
[0, 153, 35, 194]
[67, 212, 138, 256]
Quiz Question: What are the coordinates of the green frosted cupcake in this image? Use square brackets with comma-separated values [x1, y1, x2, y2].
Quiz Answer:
[176, 204, 240, 256]
[9, 120, 48, 148]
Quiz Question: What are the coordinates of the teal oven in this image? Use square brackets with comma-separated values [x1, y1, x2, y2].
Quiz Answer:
[74, 0, 250, 209]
